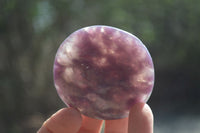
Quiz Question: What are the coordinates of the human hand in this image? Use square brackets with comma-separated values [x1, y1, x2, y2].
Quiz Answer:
[37, 102, 153, 133]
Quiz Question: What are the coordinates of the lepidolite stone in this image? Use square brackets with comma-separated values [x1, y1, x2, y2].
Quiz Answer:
[53, 25, 154, 120]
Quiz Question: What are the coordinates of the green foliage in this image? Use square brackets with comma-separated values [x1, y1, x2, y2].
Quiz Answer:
[0, 0, 200, 132]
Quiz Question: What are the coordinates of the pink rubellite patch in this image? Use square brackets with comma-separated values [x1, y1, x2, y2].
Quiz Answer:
[53, 25, 154, 120]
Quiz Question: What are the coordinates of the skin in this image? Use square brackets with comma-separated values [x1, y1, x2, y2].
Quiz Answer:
[37, 102, 153, 133]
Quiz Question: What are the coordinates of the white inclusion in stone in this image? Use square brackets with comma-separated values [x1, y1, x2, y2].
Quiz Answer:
[57, 51, 71, 66]
[101, 27, 105, 33]
[54, 83, 60, 90]
[146, 68, 154, 86]
[86, 93, 111, 110]
[85, 26, 96, 35]
[65, 43, 73, 53]
[145, 67, 154, 78]
[132, 67, 154, 88]
[87, 93, 121, 110]
[86, 93, 98, 101]
[93, 57, 109, 67]
[112, 31, 121, 39]
[63, 67, 73, 82]
[141, 67, 153, 81]
[108, 49, 115, 55]
[126, 36, 134, 45]
[99, 57, 107, 65]
[99, 43, 106, 54]
[65, 38, 79, 59]
[100, 42, 116, 55]
[139, 94, 149, 102]
[84, 27, 90, 32]
[138, 48, 147, 60]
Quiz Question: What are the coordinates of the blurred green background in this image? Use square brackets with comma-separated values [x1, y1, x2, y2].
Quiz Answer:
[1, 0, 200, 133]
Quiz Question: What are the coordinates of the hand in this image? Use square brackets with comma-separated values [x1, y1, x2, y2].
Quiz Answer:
[37, 103, 153, 133]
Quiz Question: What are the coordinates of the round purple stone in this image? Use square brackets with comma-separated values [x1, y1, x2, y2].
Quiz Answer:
[53, 25, 154, 120]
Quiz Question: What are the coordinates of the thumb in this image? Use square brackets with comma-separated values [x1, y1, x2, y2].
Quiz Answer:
[37, 107, 82, 133]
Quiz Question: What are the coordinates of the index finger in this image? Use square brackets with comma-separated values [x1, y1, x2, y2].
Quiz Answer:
[37, 107, 82, 133]
[128, 103, 154, 133]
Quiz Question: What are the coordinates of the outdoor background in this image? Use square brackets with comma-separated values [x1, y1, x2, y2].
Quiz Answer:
[1, 0, 200, 133]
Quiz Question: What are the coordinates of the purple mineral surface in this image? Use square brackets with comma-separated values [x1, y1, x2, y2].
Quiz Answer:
[53, 25, 154, 120]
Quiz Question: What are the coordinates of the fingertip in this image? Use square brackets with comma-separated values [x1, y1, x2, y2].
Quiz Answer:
[39, 107, 82, 133]
[128, 103, 154, 133]
[130, 103, 153, 120]
[58, 107, 82, 123]
[142, 104, 154, 122]
[77, 115, 103, 133]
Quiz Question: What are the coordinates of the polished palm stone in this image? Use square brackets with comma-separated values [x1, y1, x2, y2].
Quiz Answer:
[53, 25, 154, 120]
